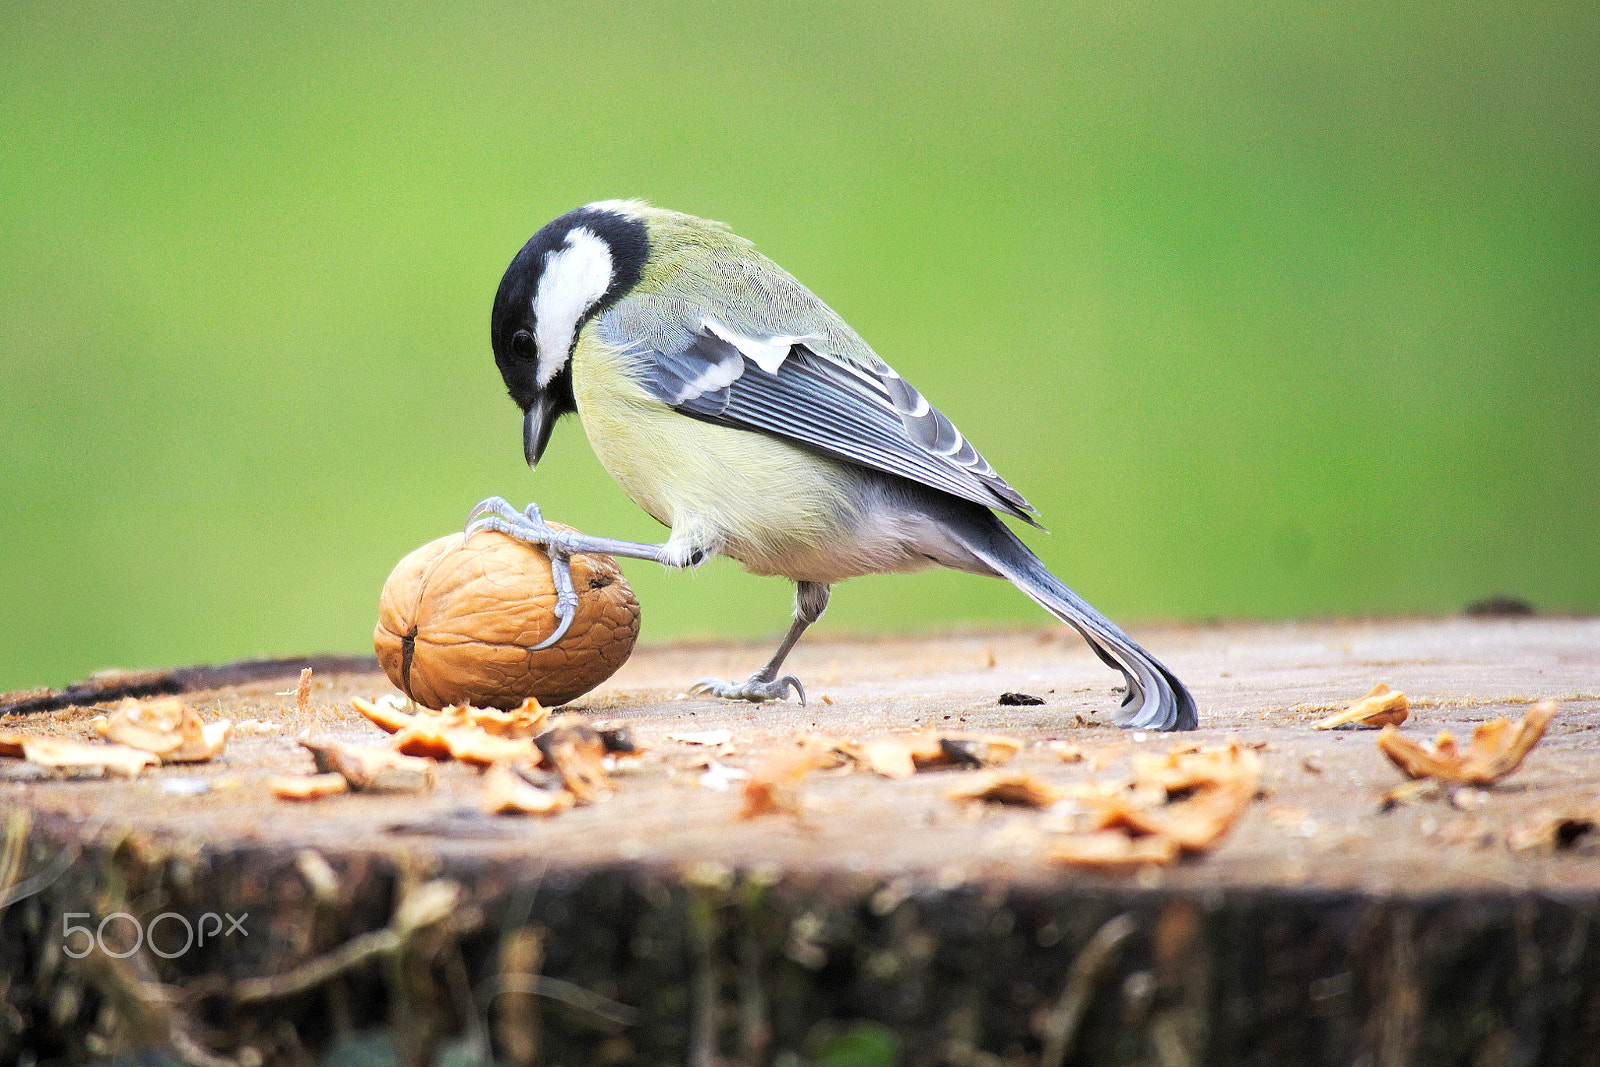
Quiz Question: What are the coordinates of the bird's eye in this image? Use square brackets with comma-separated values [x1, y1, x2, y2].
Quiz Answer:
[510, 329, 535, 362]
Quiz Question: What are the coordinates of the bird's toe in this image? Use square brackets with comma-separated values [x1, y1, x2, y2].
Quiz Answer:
[689, 673, 805, 705]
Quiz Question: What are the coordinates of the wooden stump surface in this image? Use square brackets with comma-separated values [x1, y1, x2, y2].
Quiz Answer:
[3, 617, 1598, 1065]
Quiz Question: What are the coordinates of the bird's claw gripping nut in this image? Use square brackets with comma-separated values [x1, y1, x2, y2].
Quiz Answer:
[464, 498, 578, 651]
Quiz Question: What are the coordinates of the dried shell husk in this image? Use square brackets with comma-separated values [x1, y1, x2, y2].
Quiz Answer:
[301, 739, 437, 793]
[1377, 700, 1557, 785]
[96, 696, 231, 762]
[481, 762, 574, 816]
[270, 773, 350, 801]
[1312, 683, 1409, 729]
[22, 738, 158, 778]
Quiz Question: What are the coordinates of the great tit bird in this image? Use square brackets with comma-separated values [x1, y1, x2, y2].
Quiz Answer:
[467, 200, 1197, 731]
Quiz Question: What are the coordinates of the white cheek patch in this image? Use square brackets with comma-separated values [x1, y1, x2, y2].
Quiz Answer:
[701, 319, 820, 375]
[534, 226, 614, 386]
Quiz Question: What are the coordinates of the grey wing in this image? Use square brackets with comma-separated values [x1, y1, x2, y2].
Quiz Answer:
[596, 305, 1039, 524]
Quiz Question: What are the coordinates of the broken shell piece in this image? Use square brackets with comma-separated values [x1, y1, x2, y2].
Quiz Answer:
[1379, 779, 1440, 810]
[439, 729, 537, 767]
[366, 697, 560, 765]
[270, 773, 351, 801]
[1312, 683, 1409, 730]
[739, 746, 825, 819]
[596, 724, 640, 756]
[22, 738, 158, 778]
[96, 696, 190, 756]
[946, 772, 1063, 809]
[1131, 742, 1263, 795]
[0, 733, 26, 759]
[1377, 700, 1557, 786]
[853, 737, 920, 779]
[1046, 831, 1180, 871]
[932, 735, 1023, 769]
[96, 696, 231, 763]
[464, 697, 550, 738]
[301, 739, 436, 793]
[168, 719, 232, 763]
[388, 715, 454, 760]
[352, 695, 415, 734]
[843, 732, 1022, 778]
[481, 762, 574, 816]
[697, 760, 750, 792]
[1120, 778, 1255, 852]
[1037, 741, 1262, 869]
[1265, 805, 1313, 828]
[535, 714, 611, 803]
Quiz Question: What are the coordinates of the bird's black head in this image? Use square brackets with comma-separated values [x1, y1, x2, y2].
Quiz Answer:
[491, 202, 649, 466]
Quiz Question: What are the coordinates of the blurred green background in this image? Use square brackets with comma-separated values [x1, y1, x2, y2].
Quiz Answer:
[3, 0, 1596, 691]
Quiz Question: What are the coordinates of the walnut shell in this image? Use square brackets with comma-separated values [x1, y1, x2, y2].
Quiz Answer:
[374, 529, 639, 709]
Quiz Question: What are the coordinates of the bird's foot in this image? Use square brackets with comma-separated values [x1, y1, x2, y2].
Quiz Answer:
[464, 498, 577, 651]
[690, 671, 806, 706]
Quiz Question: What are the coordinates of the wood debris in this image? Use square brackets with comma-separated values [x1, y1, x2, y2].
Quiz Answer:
[0, 732, 27, 759]
[1377, 700, 1557, 785]
[667, 729, 732, 746]
[1312, 683, 1409, 729]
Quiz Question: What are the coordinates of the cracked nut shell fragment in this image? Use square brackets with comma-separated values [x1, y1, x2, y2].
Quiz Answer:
[374, 529, 640, 710]
[1377, 700, 1557, 786]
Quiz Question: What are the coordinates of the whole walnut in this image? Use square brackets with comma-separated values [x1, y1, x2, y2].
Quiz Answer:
[374, 528, 639, 709]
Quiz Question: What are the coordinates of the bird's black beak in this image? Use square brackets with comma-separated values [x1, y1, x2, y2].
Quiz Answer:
[523, 392, 560, 468]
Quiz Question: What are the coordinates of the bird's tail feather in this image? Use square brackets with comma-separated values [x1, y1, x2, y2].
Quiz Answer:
[955, 513, 1197, 731]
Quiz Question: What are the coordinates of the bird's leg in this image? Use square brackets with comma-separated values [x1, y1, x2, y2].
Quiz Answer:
[464, 496, 705, 651]
[691, 581, 830, 705]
